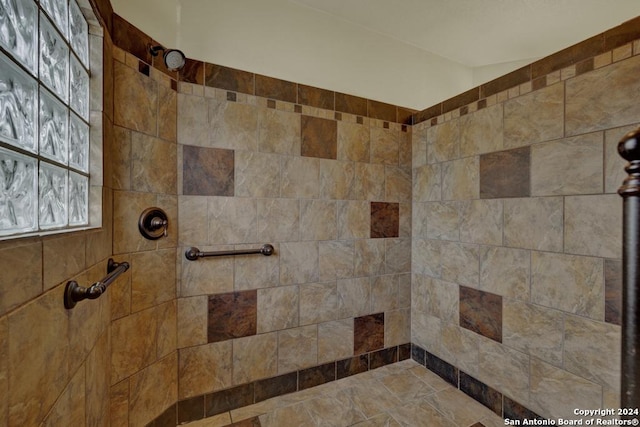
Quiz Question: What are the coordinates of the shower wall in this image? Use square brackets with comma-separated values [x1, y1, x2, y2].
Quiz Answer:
[411, 31, 640, 419]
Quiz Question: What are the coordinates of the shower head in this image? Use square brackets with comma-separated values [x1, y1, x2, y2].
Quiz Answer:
[149, 45, 186, 71]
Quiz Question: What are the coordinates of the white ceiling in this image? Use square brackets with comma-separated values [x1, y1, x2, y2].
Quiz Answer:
[290, 0, 640, 68]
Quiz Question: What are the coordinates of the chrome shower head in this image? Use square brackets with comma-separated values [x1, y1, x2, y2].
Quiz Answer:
[149, 45, 186, 71]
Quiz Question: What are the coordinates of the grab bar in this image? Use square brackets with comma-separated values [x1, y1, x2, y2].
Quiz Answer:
[185, 244, 274, 261]
[64, 258, 130, 309]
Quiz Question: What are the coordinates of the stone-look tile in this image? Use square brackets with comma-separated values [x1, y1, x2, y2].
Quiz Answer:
[319, 159, 355, 200]
[179, 342, 233, 399]
[205, 383, 254, 417]
[112, 126, 132, 190]
[179, 59, 205, 84]
[255, 74, 297, 103]
[412, 123, 428, 168]
[299, 362, 337, 390]
[113, 191, 157, 254]
[411, 238, 442, 278]
[531, 133, 603, 196]
[460, 104, 503, 156]
[425, 349, 460, 387]
[441, 241, 479, 288]
[8, 286, 67, 426]
[131, 249, 176, 312]
[279, 241, 318, 285]
[158, 84, 177, 142]
[503, 197, 563, 252]
[113, 14, 152, 62]
[178, 93, 209, 147]
[208, 98, 258, 151]
[299, 282, 338, 325]
[319, 240, 355, 281]
[370, 347, 398, 370]
[442, 157, 479, 201]
[303, 389, 366, 426]
[477, 338, 530, 405]
[371, 275, 399, 313]
[0, 239, 41, 315]
[254, 372, 297, 402]
[427, 120, 459, 163]
[110, 380, 129, 427]
[338, 201, 370, 239]
[385, 309, 410, 348]
[371, 127, 399, 165]
[503, 396, 544, 423]
[399, 127, 412, 168]
[399, 203, 412, 239]
[564, 314, 621, 390]
[385, 238, 411, 274]
[129, 353, 178, 427]
[183, 145, 234, 196]
[111, 307, 157, 384]
[460, 199, 503, 245]
[235, 151, 280, 198]
[208, 291, 257, 343]
[368, 100, 397, 122]
[378, 367, 435, 403]
[114, 61, 157, 135]
[257, 199, 299, 242]
[178, 296, 207, 348]
[371, 202, 399, 238]
[258, 108, 301, 155]
[425, 387, 496, 427]
[411, 314, 442, 363]
[459, 372, 502, 416]
[504, 83, 564, 148]
[531, 251, 604, 320]
[300, 200, 337, 241]
[503, 300, 563, 365]
[338, 121, 370, 162]
[42, 363, 85, 427]
[354, 313, 384, 354]
[479, 147, 530, 199]
[257, 286, 299, 333]
[42, 234, 85, 290]
[605, 124, 637, 193]
[337, 278, 371, 319]
[335, 92, 367, 116]
[281, 156, 320, 199]
[318, 319, 354, 364]
[354, 412, 401, 427]
[566, 54, 640, 136]
[605, 259, 622, 326]
[530, 358, 601, 420]
[234, 243, 280, 291]
[258, 402, 315, 427]
[298, 84, 334, 110]
[233, 333, 278, 384]
[179, 195, 208, 246]
[385, 166, 412, 202]
[355, 239, 386, 277]
[387, 400, 454, 427]
[0, 316, 7, 423]
[205, 63, 254, 94]
[424, 201, 460, 241]
[178, 396, 204, 423]
[301, 115, 337, 159]
[413, 164, 442, 202]
[415, 276, 459, 323]
[180, 245, 234, 296]
[565, 194, 622, 258]
[459, 286, 502, 343]
[278, 325, 318, 373]
[439, 322, 481, 379]
[86, 332, 111, 426]
[337, 355, 369, 379]
[208, 197, 257, 245]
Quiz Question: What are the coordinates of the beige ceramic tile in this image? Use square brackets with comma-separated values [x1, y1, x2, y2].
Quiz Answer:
[427, 119, 459, 163]
[439, 322, 479, 376]
[503, 197, 563, 252]
[342, 379, 403, 418]
[460, 104, 503, 156]
[112, 125, 132, 190]
[279, 241, 319, 286]
[157, 84, 177, 142]
[318, 319, 354, 363]
[319, 159, 355, 200]
[385, 238, 411, 274]
[113, 190, 157, 254]
[337, 201, 369, 239]
[355, 239, 386, 277]
[425, 201, 460, 241]
[337, 277, 371, 319]
[257, 285, 299, 333]
[280, 156, 320, 199]
[131, 132, 177, 194]
[424, 387, 496, 426]
[385, 166, 411, 202]
[114, 61, 158, 136]
[440, 241, 479, 288]
[353, 163, 385, 201]
[233, 333, 278, 384]
[424, 276, 458, 323]
[0, 239, 42, 315]
[278, 325, 318, 372]
[258, 402, 316, 427]
[319, 240, 355, 281]
[207, 197, 257, 245]
[411, 238, 441, 278]
[371, 275, 399, 313]
[179, 341, 233, 398]
[156, 300, 177, 359]
[178, 195, 209, 246]
[371, 127, 399, 165]
[184, 412, 232, 426]
[479, 246, 530, 300]
[42, 233, 86, 290]
[42, 364, 85, 427]
[300, 200, 337, 241]
[109, 380, 129, 427]
[0, 316, 6, 423]
[235, 151, 281, 198]
[234, 243, 280, 290]
[177, 296, 207, 348]
[207, 98, 258, 151]
[129, 353, 178, 427]
[413, 163, 442, 202]
[177, 93, 209, 147]
[564, 194, 622, 259]
[477, 338, 530, 405]
[441, 156, 479, 201]
[180, 245, 234, 296]
[459, 199, 503, 245]
[338, 121, 370, 163]
[299, 282, 338, 325]
[131, 248, 176, 312]
[258, 108, 301, 155]
[411, 313, 443, 358]
[257, 198, 300, 243]
[384, 308, 410, 348]
[85, 332, 110, 427]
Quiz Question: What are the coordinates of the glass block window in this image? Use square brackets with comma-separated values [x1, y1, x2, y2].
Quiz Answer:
[0, 0, 92, 238]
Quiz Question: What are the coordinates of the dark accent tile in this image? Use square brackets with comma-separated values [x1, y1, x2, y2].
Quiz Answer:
[532, 76, 547, 91]
[255, 75, 297, 103]
[425, 351, 458, 387]
[480, 147, 530, 199]
[205, 63, 254, 94]
[354, 313, 384, 354]
[183, 145, 234, 196]
[460, 105, 469, 116]
[442, 87, 479, 114]
[398, 107, 415, 125]
[228, 417, 262, 427]
[459, 286, 503, 343]
[398, 343, 411, 361]
[370, 347, 398, 369]
[138, 62, 150, 76]
[336, 355, 369, 379]
[430, 117, 438, 126]
[605, 259, 622, 326]
[267, 99, 276, 109]
[383, 122, 389, 129]
[299, 362, 336, 391]
[335, 112, 342, 121]
[294, 105, 302, 113]
[335, 92, 367, 116]
[179, 59, 205, 84]
[401, 125, 408, 133]
[480, 65, 531, 98]
[208, 291, 257, 343]
[413, 104, 442, 125]
[477, 99, 487, 110]
[470, 423, 486, 427]
[171, 79, 178, 91]
[148, 404, 178, 427]
[368, 99, 397, 122]
[112, 14, 152, 63]
[370, 202, 399, 238]
[301, 115, 337, 160]
[604, 16, 640, 51]
[92, 0, 113, 34]
[411, 344, 426, 365]
[205, 383, 254, 417]
[298, 84, 334, 110]
[356, 116, 363, 125]
[459, 371, 502, 416]
[504, 396, 545, 423]
[177, 396, 204, 424]
[254, 372, 298, 403]
[576, 58, 595, 76]
[532, 34, 605, 79]
[227, 92, 237, 102]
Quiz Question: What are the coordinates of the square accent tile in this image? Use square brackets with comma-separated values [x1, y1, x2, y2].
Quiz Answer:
[371, 202, 399, 238]
[354, 313, 384, 354]
[183, 145, 234, 196]
[459, 286, 502, 343]
[301, 115, 337, 159]
[208, 291, 257, 343]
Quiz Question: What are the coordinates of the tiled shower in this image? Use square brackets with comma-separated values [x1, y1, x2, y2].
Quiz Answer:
[0, 0, 639, 425]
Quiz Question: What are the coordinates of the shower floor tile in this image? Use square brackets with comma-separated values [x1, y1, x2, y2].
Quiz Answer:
[181, 359, 504, 427]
